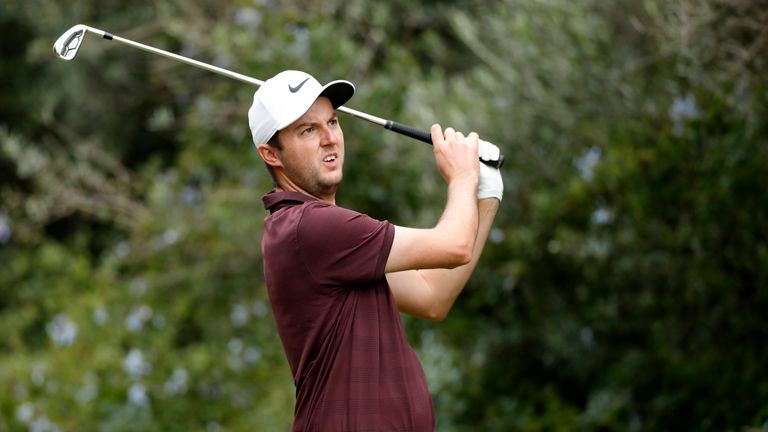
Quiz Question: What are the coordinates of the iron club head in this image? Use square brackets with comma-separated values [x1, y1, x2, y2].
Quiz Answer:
[53, 24, 88, 60]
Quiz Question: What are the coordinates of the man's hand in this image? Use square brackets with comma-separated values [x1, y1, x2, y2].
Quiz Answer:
[478, 140, 501, 163]
[431, 124, 479, 186]
[477, 140, 504, 201]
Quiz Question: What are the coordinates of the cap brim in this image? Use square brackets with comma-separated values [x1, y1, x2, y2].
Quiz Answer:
[320, 80, 355, 109]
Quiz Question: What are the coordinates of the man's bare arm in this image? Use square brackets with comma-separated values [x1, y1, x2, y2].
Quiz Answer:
[387, 198, 499, 321]
[383, 125, 480, 273]
[384, 179, 479, 272]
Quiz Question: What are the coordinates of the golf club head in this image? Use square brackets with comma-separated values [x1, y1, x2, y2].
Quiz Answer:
[53, 24, 88, 60]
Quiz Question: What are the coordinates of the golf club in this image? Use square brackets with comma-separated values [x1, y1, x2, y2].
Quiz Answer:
[53, 24, 504, 168]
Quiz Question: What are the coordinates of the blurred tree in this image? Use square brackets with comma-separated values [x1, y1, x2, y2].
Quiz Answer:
[422, 1, 768, 430]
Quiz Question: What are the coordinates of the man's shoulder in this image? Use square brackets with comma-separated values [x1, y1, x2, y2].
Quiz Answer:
[299, 201, 368, 228]
[262, 191, 387, 233]
[298, 201, 391, 245]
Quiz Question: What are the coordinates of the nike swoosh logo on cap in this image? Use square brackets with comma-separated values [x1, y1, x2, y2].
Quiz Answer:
[288, 78, 310, 93]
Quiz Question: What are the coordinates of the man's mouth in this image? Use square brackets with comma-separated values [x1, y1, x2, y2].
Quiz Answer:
[323, 154, 337, 163]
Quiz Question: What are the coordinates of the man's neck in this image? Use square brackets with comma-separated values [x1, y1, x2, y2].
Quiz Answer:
[274, 185, 336, 205]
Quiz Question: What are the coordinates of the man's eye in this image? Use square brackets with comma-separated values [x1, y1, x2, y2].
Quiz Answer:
[302, 127, 314, 135]
[328, 119, 338, 126]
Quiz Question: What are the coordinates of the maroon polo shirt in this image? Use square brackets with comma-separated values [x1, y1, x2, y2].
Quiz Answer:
[262, 191, 435, 431]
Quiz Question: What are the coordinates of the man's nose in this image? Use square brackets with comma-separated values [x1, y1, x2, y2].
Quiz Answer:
[319, 126, 338, 146]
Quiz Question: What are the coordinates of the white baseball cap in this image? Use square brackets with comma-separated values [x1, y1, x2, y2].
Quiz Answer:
[248, 70, 355, 146]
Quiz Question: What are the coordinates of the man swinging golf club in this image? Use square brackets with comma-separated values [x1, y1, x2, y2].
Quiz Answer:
[250, 70, 503, 431]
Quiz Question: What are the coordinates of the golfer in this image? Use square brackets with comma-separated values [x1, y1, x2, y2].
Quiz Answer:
[248, 70, 502, 431]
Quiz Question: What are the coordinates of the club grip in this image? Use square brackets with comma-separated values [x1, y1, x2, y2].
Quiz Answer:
[384, 121, 504, 169]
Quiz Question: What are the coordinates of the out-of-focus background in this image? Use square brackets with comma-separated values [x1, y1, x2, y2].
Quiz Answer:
[1, 0, 767, 430]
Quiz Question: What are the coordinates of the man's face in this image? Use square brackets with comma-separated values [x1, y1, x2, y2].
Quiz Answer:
[273, 97, 344, 202]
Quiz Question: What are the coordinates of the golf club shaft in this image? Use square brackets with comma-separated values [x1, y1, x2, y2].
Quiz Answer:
[66, 25, 504, 168]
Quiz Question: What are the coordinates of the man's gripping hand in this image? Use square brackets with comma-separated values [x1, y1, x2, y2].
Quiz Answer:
[431, 124, 479, 186]
[477, 141, 504, 201]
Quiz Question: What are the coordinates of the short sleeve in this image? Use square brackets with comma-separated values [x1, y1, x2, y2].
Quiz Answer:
[297, 203, 394, 287]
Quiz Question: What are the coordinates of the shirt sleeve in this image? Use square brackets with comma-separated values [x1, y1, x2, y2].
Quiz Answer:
[297, 202, 395, 287]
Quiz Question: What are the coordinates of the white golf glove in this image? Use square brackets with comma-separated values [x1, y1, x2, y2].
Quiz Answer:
[478, 140, 501, 163]
[477, 140, 503, 201]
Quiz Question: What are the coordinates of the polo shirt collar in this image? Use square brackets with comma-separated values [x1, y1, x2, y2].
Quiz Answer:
[262, 190, 319, 213]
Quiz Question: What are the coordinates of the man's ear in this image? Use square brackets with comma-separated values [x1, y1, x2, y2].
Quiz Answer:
[257, 143, 283, 169]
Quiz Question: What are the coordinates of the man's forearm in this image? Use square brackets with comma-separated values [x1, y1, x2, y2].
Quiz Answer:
[433, 177, 480, 264]
[419, 198, 500, 319]
[384, 177, 481, 273]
